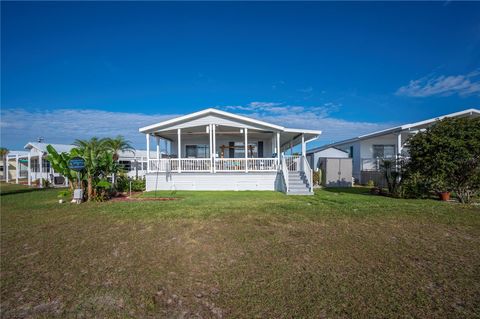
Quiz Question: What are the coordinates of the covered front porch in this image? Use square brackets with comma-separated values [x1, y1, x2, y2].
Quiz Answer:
[144, 124, 314, 174]
[139, 108, 321, 192]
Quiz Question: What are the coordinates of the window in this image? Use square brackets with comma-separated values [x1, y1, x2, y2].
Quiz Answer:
[119, 160, 132, 171]
[233, 142, 258, 158]
[349, 146, 353, 158]
[373, 145, 395, 159]
[185, 145, 209, 158]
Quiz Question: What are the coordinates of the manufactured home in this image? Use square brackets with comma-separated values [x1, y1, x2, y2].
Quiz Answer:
[139, 108, 321, 194]
[308, 108, 480, 184]
[3, 142, 155, 186]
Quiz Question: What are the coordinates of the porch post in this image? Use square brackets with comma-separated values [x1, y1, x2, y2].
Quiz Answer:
[39, 153, 43, 188]
[27, 153, 31, 186]
[146, 134, 150, 172]
[156, 136, 160, 161]
[177, 128, 181, 173]
[244, 128, 248, 173]
[301, 134, 306, 156]
[212, 125, 216, 173]
[15, 154, 19, 184]
[276, 132, 281, 167]
[208, 124, 213, 173]
[396, 132, 402, 158]
[5, 156, 9, 183]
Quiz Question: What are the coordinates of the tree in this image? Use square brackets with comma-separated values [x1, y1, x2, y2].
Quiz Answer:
[46, 145, 81, 192]
[105, 135, 134, 161]
[405, 117, 480, 203]
[105, 136, 134, 185]
[73, 137, 115, 201]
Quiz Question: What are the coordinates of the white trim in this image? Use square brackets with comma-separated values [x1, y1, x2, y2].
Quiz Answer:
[310, 108, 480, 153]
[139, 108, 322, 135]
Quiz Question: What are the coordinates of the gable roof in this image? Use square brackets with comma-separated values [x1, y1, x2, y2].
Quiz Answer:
[139, 108, 322, 135]
[309, 108, 479, 152]
[24, 142, 75, 154]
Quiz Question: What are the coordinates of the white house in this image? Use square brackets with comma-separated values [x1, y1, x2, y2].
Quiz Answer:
[3, 142, 155, 187]
[139, 108, 321, 194]
[308, 108, 480, 184]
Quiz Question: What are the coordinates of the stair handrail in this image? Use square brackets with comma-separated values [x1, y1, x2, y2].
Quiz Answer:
[302, 155, 313, 193]
[281, 155, 289, 193]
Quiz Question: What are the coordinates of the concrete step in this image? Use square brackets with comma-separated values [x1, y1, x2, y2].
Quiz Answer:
[287, 190, 314, 196]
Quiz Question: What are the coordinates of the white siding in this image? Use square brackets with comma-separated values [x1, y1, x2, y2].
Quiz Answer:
[156, 114, 275, 131]
[146, 172, 283, 191]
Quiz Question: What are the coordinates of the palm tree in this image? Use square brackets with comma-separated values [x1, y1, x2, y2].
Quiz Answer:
[73, 137, 109, 200]
[0, 147, 9, 181]
[105, 135, 134, 161]
[105, 136, 134, 185]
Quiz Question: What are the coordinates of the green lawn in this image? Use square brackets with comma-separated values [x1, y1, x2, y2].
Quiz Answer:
[1, 183, 479, 318]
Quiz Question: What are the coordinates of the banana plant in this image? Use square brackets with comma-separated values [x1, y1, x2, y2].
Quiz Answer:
[46, 144, 82, 192]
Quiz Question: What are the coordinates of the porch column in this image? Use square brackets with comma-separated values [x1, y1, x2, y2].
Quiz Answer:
[39, 154, 43, 188]
[177, 128, 181, 173]
[276, 132, 281, 167]
[15, 154, 19, 184]
[156, 136, 160, 160]
[212, 125, 216, 173]
[208, 124, 213, 173]
[301, 134, 306, 156]
[5, 156, 9, 183]
[396, 132, 402, 158]
[27, 153, 31, 186]
[244, 128, 248, 173]
[146, 134, 150, 172]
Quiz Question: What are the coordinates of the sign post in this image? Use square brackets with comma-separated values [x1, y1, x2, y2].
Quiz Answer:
[68, 157, 85, 204]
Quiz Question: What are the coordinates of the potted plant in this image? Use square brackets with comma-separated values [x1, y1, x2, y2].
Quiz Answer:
[433, 178, 450, 201]
[57, 190, 71, 203]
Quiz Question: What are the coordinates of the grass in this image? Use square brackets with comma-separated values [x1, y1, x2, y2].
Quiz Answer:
[1, 182, 480, 318]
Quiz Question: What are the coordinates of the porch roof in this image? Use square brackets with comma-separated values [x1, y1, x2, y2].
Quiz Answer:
[138, 108, 322, 139]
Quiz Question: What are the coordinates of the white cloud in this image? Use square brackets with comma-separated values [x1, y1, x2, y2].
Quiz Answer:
[396, 70, 480, 97]
[1, 103, 393, 150]
[0, 108, 178, 149]
[218, 102, 393, 145]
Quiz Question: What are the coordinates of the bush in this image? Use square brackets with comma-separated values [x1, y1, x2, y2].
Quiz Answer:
[366, 180, 375, 187]
[406, 116, 480, 203]
[131, 178, 146, 192]
[313, 170, 321, 186]
[115, 176, 145, 192]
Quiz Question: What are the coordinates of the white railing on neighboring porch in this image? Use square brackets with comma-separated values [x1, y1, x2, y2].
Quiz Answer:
[148, 158, 278, 173]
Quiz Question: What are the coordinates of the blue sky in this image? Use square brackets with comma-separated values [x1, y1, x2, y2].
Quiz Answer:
[1, 2, 479, 150]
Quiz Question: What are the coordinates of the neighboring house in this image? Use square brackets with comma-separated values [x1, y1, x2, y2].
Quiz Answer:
[308, 108, 480, 184]
[4, 142, 154, 187]
[1, 150, 29, 183]
[139, 108, 321, 194]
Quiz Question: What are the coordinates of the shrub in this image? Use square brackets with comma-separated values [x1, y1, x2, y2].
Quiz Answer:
[405, 117, 480, 203]
[366, 180, 375, 187]
[131, 178, 146, 192]
[312, 170, 321, 186]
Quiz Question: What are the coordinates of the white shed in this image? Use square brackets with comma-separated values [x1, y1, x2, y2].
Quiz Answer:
[307, 147, 349, 170]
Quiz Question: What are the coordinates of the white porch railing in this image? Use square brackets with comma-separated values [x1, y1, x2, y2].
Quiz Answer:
[284, 155, 302, 171]
[247, 158, 278, 171]
[180, 159, 212, 172]
[148, 158, 278, 173]
[281, 156, 289, 192]
[302, 155, 313, 192]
